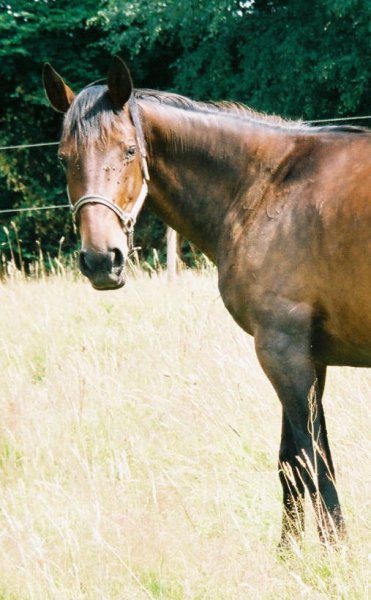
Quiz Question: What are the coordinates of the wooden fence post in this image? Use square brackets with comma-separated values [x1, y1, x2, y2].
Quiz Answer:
[166, 227, 177, 282]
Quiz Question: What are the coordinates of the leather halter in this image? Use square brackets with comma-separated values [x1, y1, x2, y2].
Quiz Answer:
[67, 96, 150, 249]
[68, 177, 148, 247]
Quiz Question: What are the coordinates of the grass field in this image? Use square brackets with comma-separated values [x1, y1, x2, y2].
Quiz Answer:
[0, 269, 369, 599]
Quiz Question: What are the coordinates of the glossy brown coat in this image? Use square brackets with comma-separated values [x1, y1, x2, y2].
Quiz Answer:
[43, 57, 371, 546]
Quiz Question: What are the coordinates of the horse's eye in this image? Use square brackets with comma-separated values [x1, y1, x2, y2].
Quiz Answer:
[126, 146, 137, 159]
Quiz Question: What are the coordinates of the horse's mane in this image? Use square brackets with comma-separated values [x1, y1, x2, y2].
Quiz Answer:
[62, 84, 370, 145]
[135, 89, 370, 134]
[134, 88, 305, 129]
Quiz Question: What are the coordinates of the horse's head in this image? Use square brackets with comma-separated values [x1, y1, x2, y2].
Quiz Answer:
[43, 57, 148, 290]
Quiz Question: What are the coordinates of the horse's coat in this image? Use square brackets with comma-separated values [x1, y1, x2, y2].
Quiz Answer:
[43, 56, 371, 545]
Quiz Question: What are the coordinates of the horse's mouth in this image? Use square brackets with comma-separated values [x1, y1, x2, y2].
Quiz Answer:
[89, 271, 127, 291]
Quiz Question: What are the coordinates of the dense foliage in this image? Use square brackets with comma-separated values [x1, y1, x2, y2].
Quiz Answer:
[1, 0, 370, 266]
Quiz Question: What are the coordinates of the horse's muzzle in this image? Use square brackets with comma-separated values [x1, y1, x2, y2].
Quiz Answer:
[79, 248, 126, 290]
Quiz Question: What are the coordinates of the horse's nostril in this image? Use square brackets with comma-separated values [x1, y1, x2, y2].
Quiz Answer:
[79, 248, 114, 275]
[79, 248, 124, 277]
[112, 247, 124, 269]
[79, 249, 89, 274]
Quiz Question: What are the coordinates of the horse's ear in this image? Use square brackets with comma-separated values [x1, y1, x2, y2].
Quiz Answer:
[42, 63, 75, 113]
[107, 56, 133, 109]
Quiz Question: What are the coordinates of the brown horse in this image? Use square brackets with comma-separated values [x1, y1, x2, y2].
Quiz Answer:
[43, 56, 371, 547]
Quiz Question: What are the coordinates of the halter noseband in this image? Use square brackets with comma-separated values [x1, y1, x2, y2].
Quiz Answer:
[68, 177, 148, 247]
[67, 95, 149, 249]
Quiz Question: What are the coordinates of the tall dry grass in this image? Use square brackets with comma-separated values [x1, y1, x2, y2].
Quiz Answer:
[0, 269, 369, 599]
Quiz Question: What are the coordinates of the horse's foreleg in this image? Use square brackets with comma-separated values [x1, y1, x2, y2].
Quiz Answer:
[254, 325, 345, 545]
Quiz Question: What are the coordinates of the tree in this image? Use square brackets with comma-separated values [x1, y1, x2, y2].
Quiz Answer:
[1, 0, 370, 268]
[98, 0, 371, 119]
[0, 0, 110, 263]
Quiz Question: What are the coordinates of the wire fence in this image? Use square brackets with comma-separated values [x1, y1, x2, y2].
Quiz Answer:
[0, 140, 65, 214]
[0, 204, 69, 215]
[306, 114, 371, 124]
[0, 111, 371, 214]
[0, 141, 59, 151]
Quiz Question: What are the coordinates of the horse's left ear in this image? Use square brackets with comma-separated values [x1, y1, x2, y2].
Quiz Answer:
[42, 63, 75, 113]
[107, 56, 133, 109]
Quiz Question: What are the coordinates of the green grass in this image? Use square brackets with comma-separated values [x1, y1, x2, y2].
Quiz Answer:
[0, 270, 369, 599]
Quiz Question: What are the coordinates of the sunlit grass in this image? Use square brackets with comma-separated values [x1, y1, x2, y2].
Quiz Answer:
[0, 270, 369, 599]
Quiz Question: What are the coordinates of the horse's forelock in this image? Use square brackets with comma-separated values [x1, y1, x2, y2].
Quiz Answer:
[62, 85, 122, 147]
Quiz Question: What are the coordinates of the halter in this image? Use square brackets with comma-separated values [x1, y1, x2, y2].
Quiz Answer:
[67, 95, 150, 249]
[67, 177, 148, 249]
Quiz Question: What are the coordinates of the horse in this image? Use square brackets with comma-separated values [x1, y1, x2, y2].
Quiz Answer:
[43, 56, 371, 547]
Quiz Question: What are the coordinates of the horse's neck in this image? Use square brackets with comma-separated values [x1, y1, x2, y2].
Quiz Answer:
[141, 101, 287, 261]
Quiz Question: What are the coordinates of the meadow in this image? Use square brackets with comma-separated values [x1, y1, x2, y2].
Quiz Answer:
[0, 268, 369, 599]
